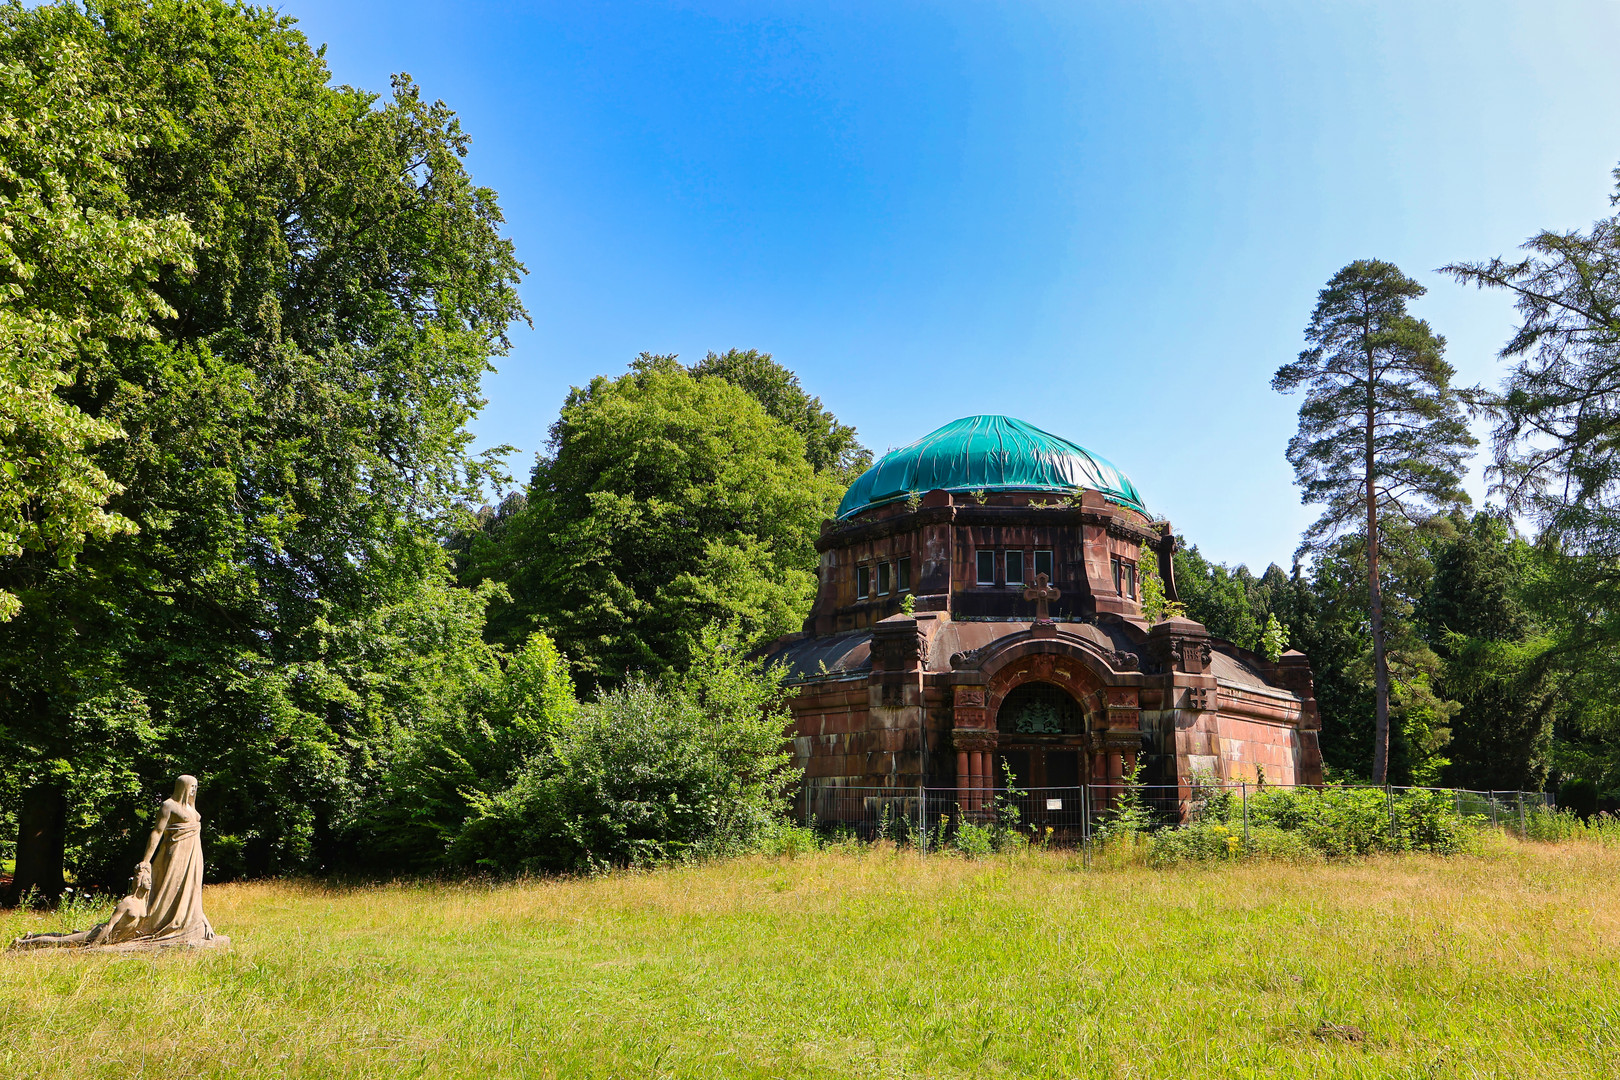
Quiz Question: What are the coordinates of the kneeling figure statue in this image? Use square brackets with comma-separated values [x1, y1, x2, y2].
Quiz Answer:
[10, 775, 229, 952]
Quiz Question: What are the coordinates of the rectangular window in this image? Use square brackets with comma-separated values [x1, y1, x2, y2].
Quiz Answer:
[897, 557, 911, 593]
[1005, 549, 1025, 586]
[1112, 556, 1123, 594]
[976, 549, 996, 585]
[857, 565, 870, 599]
[1034, 549, 1053, 582]
[877, 561, 891, 596]
[1126, 563, 1137, 600]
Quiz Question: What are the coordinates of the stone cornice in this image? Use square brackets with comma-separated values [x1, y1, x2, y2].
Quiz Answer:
[816, 504, 1156, 553]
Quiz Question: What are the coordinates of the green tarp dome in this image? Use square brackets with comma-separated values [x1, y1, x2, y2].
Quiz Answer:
[837, 414, 1146, 520]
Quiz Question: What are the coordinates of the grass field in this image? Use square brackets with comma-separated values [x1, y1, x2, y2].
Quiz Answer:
[2, 839, 1618, 1079]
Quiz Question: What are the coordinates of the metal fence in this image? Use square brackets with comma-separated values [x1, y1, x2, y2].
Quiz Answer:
[795, 781, 1556, 853]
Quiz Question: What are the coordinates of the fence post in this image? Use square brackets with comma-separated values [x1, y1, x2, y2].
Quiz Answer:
[1082, 781, 1090, 869]
[1454, 788, 1461, 821]
[1518, 792, 1527, 838]
[802, 776, 810, 828]
[1489, 791, 1498, 829]
[1241, 781, 1249, 847]
[918, 783, 927, 857]
[1386, 784, 1396, 847]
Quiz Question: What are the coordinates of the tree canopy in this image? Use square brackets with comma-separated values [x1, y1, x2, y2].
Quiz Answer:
[0, 15, 196, 621]
[1275, 259, 1474, 783]
[690, 348, 872, 482]
[463, 353, 842, 689]
[0, 0, 525, 900]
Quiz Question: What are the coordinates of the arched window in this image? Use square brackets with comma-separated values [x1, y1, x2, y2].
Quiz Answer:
[996, 682, 1085, 735]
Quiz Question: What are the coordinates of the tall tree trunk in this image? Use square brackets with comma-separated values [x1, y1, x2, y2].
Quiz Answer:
[1367, 351, 1391, 785]
[5, 782, 66, 907]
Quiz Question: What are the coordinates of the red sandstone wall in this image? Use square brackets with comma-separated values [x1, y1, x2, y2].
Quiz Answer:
[788, 678, 941, 788]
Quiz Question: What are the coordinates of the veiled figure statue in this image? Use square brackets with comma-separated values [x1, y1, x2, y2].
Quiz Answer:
[9, 775, 229, 953]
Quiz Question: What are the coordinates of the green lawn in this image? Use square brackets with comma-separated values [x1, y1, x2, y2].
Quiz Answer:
[2, 840, 1617, 1078]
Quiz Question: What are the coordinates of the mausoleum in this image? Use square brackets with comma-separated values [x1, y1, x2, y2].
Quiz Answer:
[763, 415, 1323, 815]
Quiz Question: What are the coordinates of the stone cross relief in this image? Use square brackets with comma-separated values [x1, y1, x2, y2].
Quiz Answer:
[1023, 572, 1060, 623]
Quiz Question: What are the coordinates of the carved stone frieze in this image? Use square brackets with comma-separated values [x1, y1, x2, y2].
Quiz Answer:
[951, 728, 998, 753]
[953, 686, 986, 708]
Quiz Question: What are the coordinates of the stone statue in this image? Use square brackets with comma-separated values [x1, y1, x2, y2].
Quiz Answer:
[9, 775, 229, 952]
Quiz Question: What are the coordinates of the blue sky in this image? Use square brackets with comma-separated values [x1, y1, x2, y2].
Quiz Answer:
[293, 1, 1620, 570]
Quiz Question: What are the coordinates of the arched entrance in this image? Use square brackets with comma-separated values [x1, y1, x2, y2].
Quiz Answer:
[994, 681, 1089, 790]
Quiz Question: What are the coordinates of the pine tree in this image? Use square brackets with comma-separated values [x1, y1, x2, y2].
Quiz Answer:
[1274, 260, 1475, 783]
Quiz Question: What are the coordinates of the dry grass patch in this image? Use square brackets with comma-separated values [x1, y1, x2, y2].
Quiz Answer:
[2, 841, 1618, 1078]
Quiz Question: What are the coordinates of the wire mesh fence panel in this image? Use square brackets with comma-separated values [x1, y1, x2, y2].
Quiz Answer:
[796, 780, 1560, 852]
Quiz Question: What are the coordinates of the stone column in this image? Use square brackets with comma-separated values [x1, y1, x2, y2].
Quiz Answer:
[950, 680, 993, 813]
[1101, 685, 1141, 808]
[952, 731, 995, 815]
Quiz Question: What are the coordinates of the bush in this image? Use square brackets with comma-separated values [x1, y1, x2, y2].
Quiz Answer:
[1558, 778, 1600, 820]
[353, 631, 575, 871]
[1148, 823, 1243, 864]
[1148, 822, 1321, 865]
[452, 624, 797, 873]
[1523, 805, 1620, 844]
[1187, 784, 1468, 858]
[754, 819, 821, 859]
[1244, 825, 1322, 862]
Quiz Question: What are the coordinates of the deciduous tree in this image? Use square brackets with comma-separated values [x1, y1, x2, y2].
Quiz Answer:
[466, 355, 839, 688]
[690, 349, 872, 482]
[0, 0, 524, 902]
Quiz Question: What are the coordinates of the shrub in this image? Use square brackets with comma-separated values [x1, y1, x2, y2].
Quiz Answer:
[754, 820, 821, 859]
[1209, 785, 1467, 857]
[1558, 778, 1600, 820]
[354, 630, 575, 871]
[453, 623, 797, 873]
[1244, 825, 1322, 862]
[1524, 805, 1584, 842]
[952, 820, 997, 859]
[1148, 823, 1242, 865]
[1148, 822, 1320, 865]
[1522, 804, 1620, 844]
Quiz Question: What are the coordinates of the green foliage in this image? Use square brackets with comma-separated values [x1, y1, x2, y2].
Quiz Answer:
[1558, 777, 1600, 819]
[0, 8, 197, 620]
[1275, 258, 1475, 784]
[1419, 512, 1555, 791]
[1173, 542, 1266, 649]
[1444, 168, 1620, 564]
[1138, 542, 1185, 624]
[951, 762, 1029, 857]
[1093, 761, 1153, 843]
[454, 623, 798, 872]
[464, 354, 840, 688]
[1445, 176, 1620, 795]
[1156, 784, 1470, 860]
[0, 0, 526, 889]
[691, 349, 872, 483]
[1260, 612, 1290, 662]
[1273, 260, 1475, 552]
[1522, 805, 1620, 844]
[1150, 823, 1319, 865]
[350, 626, 572, 871]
